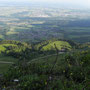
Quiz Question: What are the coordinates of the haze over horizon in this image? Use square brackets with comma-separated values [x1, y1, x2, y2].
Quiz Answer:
[0, 0, 90, 9]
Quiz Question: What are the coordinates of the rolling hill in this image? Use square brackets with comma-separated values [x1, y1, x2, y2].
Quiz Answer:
[34, 39, 76, 52]
[0, 40, 32, 74]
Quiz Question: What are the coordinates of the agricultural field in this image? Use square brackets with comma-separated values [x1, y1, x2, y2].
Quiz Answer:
[0, 7, 90, 43]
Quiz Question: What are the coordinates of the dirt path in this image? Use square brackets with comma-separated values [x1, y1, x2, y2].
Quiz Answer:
[0, 61, 14, 64]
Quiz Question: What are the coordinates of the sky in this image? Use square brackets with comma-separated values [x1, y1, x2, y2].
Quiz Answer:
[0, 0, 90, 8]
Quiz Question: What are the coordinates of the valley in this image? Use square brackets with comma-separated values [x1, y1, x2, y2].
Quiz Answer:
[0, 7, 90, 43]
[0, 6, 90, 90]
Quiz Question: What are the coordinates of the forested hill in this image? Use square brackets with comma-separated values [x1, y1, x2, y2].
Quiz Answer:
[34, 39, 77, 51]
[0, 39, 75, 54]
[0, 39, 77, 74]
[0, 39, 89, 57]
[0, 40, 32, 59]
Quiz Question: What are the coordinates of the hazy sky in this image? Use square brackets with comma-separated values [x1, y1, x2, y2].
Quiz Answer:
[0, 0, 90, 8]
[0, 0, 89, 3]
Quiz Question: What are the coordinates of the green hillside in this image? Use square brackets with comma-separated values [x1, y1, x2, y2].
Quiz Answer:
[0, 40, 35, 74]
[0, 40, 32, 73]
[0, 40, 32, 58]
[41, 41, 71, 51]
[34, 39, 76, 51]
